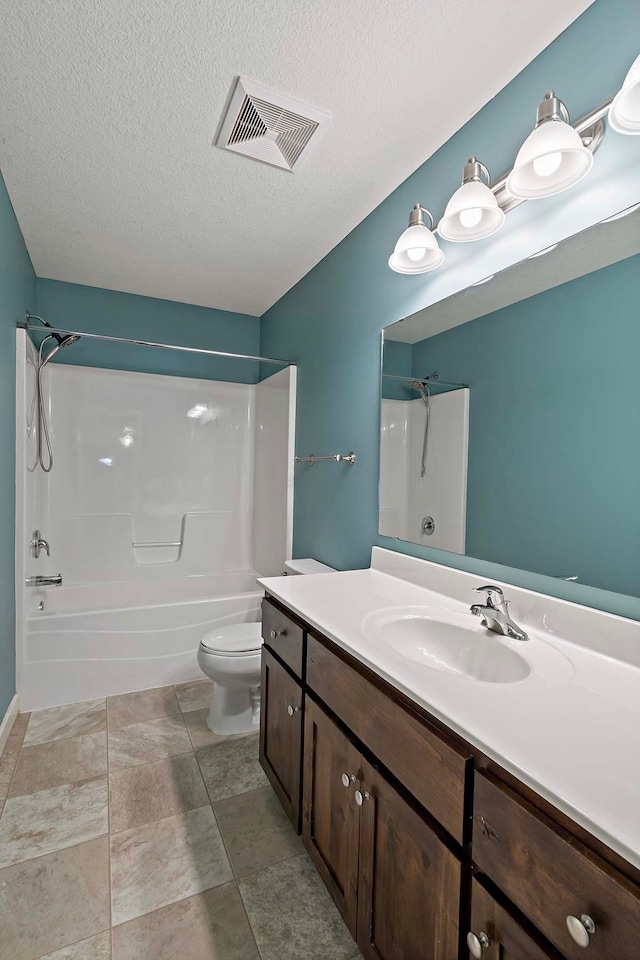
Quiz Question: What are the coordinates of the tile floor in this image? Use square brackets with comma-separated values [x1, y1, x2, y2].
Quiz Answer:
[0, 681, 360, 960]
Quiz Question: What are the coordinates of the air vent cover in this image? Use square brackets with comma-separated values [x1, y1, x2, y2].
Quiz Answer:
[216, 78, 331, 172]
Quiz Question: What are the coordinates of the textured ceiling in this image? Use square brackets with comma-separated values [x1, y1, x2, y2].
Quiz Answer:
[0, 0, 592, 316]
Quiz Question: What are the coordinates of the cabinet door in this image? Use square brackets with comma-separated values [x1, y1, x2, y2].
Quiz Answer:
[357, 759, 461, 960]
[468, 879, 564, 960]
[259, 646, 303, 831]
[302, 697, 361, 936]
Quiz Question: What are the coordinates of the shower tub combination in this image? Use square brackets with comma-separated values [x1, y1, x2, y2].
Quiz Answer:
[22, 573, 263, 711]
[15, 325, 296, 711]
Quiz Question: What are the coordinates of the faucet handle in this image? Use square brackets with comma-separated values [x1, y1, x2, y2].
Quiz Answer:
[473, 584, 505, 608]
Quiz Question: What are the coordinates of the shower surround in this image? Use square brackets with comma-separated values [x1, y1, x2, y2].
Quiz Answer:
[15, 331, 295, 709]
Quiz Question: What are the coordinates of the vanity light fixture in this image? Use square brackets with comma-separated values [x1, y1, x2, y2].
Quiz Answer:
[388, 205, 444, 274]
[506, 91, 593, 199]
[437, 158, 505, 242]
[608, 54, 640, 135]
[388, 51, 640, 276]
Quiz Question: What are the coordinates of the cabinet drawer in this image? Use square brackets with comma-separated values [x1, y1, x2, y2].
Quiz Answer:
[468, 878, 563, 960]
[473, 772, 640, 960]
[262, 598, 304, 678]
[306, 633, 471, 843]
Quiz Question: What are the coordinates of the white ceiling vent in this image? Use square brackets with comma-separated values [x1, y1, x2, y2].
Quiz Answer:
[216, 78, 331, 172]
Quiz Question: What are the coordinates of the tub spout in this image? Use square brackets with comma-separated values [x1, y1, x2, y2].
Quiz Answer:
[25, 574, 62, 587]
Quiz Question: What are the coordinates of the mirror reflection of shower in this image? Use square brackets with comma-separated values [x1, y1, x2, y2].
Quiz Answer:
[409, 379, 431, 478]
[27, 313, 81, 472]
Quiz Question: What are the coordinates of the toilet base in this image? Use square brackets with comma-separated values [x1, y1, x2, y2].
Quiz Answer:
[206, 681, 261, 736]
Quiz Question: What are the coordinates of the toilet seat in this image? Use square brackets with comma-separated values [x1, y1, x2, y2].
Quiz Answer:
[200, 622, 263, 657]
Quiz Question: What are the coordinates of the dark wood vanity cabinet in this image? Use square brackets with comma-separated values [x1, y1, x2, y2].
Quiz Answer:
[259, 645, 303, 831]
[302, 696, 461, 959]
[259, 596, 640, 960]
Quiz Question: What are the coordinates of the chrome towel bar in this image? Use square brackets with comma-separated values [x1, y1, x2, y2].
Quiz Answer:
[295, 452, 356, 466]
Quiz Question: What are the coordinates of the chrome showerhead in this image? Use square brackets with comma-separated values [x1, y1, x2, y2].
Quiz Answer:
[58, 334, 81, 348]
[39, 333, 81, 369]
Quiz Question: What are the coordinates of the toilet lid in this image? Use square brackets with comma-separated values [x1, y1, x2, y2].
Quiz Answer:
[200, 622, 263, 656]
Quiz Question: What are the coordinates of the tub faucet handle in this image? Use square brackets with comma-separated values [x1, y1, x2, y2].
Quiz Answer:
[30, 530, 51, 559]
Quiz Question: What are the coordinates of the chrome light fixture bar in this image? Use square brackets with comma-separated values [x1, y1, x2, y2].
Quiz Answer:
[389, 51, 640, 275]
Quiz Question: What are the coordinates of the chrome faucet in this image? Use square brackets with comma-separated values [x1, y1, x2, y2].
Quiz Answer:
[30, 530, 51, 559]
[470, 585, 529, 641]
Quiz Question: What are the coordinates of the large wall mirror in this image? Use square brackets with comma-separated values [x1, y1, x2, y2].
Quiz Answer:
[380, 202, 640, 599]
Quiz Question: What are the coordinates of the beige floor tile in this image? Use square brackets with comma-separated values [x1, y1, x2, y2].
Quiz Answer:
[9, 731, 107, 799]
[196, 734, 268, 802]
[111, 883, 259, 960]
[0, 777, 108, 867]
[239, 853, 356, 960]
[36, 930, 111, 959]
[183, 707, 227, 749]
[109, 752, 208, 832]
[24, 699, 106, 746]
[0, 837, 110, 960]
[2, 711, 30, 758]
[110, 804, 233, 925]
[107, 715, 191, 771]
[214, 785, 302, 879]
[0, 754, 18, 806]
[0, 712, 31, 803]
[107, 685, 181, 730]
[173, 678, 213, 713]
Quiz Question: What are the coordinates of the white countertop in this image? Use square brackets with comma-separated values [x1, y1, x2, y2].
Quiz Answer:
[259, 556, 640, 870]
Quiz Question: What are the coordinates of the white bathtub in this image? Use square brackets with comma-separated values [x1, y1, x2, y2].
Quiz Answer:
[21, 572, 263, 710]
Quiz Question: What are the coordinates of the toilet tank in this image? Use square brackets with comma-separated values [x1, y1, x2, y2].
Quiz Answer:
[283, 558, 336, 575]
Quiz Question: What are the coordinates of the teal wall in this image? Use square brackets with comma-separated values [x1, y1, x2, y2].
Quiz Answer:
[0, 171, 36, 718]
[260, 0, 640, 621]
[410, 254, 640, 597]
[381, 340, 413, 400]
[36, 279, 262, 383]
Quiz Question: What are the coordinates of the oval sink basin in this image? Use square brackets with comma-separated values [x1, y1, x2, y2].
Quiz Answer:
[363, 607, 531, 683]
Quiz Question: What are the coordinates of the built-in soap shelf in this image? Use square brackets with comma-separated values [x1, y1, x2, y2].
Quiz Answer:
[57, 512, 242, 580]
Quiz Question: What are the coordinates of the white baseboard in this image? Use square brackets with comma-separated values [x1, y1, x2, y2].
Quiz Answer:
[0, 694, 19, 758]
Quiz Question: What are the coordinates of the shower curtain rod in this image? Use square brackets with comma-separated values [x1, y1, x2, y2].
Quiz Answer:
[18, 321, 295, 367]
[382, 373, 468, 389]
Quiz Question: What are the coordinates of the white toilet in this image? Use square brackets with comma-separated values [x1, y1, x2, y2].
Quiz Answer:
[197, 558, 335, 735]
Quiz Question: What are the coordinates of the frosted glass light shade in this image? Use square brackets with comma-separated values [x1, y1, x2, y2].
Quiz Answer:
[506, 120, 593, 199]
[388, 224, 444, 274]
[438, 180, 505, 242]
[609, 54, 640, 135]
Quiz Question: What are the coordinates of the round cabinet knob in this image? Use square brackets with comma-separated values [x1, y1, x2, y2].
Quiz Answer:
[566, 914, 596, 948]
[341, 773, 356, 788]
[354, 789, 370, 806]
[466, 931, 490, 958]
[287, 704, 300, 717]
[270, 629, 283, 639]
